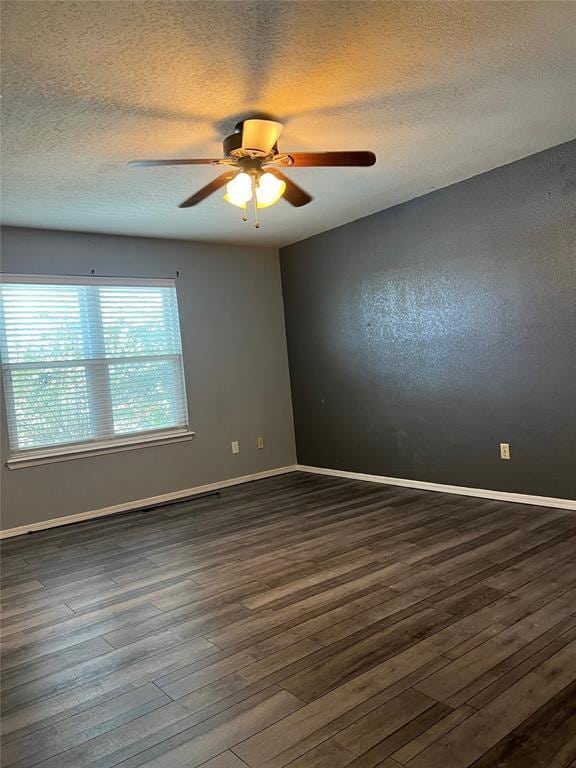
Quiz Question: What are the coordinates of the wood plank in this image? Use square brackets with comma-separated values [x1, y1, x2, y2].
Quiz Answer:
[197, 753, 251, 768]
[468, 680, 576, 768]
[391, 704, 475, 765]
[2, 683, 169, 767]
[407, 638, 576, 768]
[414, 591, 576, 705]
[1, 635, 218, 740]
[79, 689, 302, 768]
[279, 607, 454, 702]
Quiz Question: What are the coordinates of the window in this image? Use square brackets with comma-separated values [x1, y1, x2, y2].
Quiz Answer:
[0, 275, 190, 464]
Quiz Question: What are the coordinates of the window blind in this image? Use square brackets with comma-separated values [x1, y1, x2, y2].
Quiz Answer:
[0, 275, 189, 458]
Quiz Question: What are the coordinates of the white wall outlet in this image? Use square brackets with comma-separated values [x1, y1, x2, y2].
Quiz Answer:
[257, 436, 264, 449]
[231, 441, 240, 455]
[500, 442, 510, 460]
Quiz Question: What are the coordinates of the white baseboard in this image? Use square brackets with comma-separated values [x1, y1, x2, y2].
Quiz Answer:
[0, 465, 298, 539]
[3, 462, 573, 539]
[296, 464, 576, 511]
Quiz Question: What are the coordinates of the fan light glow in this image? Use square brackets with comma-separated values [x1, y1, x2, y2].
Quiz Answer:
[224, 171, 286, 210]
[224, 172, 252, 207]
[255, 173, 286, 208]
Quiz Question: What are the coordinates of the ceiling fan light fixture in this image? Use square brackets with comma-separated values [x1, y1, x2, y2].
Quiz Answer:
[256, 172, 286, 208]
[129, 117, 375, 222]
[224, 172, 252, 207]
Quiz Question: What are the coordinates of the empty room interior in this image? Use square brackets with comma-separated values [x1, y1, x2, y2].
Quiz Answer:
[1, 1, 576, 766]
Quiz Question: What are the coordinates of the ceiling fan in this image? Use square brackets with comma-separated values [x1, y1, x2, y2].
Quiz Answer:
[128, 118, 376, 228]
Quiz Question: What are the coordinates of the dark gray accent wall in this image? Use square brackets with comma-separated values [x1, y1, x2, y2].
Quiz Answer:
[0, 228, 295, 530]
[281, 140, 576, 499]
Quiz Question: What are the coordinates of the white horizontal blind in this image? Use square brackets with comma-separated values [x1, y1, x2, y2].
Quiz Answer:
[0, 275, 189, 456]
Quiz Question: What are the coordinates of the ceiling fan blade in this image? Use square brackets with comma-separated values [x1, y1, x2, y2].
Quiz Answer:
[267, 169, 312, 207]
[282, 151, 376, 167]
[128, 159, 222, 167]
[179, 172, 235, 208]
[242, 119, 284, 154]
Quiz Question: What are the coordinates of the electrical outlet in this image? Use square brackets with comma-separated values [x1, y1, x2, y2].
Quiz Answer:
[500, 442, 510, 460]
[231, 441, 240, 455]
[257, 436, 264, 449]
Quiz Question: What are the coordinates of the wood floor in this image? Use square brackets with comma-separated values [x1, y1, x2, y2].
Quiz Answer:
[2, 471, 576, 768]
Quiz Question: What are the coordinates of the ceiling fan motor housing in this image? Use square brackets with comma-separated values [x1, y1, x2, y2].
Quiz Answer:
[223, 119, 282, 159]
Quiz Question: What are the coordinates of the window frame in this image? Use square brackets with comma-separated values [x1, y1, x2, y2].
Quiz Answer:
[0, 274, 194, 469]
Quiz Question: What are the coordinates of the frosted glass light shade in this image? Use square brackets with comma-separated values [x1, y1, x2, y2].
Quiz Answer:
[224, 172, 252, 207]
[256, 172, 286, 208]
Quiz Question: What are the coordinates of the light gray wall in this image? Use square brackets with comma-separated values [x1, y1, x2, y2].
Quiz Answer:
[281, 140, 576, 500]
[0, 227, 295, 530]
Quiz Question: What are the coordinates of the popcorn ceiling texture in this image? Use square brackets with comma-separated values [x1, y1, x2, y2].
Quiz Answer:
[2, 0, 575, 246]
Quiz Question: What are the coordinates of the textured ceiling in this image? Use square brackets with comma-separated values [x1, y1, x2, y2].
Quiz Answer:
[1, 1, 575, 247]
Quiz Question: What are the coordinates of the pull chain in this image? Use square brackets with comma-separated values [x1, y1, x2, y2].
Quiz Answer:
[252, 175, 260, 229]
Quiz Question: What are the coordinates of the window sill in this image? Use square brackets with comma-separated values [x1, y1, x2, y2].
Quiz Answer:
[6, 430, 196, 469]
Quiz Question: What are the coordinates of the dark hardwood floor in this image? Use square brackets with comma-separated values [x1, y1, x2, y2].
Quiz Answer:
[2, 471, 576, 768]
